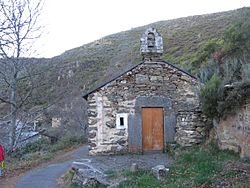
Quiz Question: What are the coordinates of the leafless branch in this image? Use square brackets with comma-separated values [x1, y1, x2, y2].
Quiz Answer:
[0, 0, 44, 150]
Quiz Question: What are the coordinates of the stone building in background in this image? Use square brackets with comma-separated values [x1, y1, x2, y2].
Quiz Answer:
[83, 28, 208, 155]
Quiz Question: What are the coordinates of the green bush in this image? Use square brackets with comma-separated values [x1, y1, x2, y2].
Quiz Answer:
[192, 38, 222, 67]
[8, 133, 86, 160]
[223, 21, 250, 54]
[217, 81, 250, 118]
[8, 138, 50, 159]
[197, 59, 220, 83]
[50, 134, 86, 152]
[201, 74, 222, 118]
[242, 63, 250, 81]
[201, 70, 250, 119]
[195, 21, 250, 83]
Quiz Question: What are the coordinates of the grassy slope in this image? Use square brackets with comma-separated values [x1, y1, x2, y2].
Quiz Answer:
[116, 145, 250, 188]
[47, 7, 250, 96]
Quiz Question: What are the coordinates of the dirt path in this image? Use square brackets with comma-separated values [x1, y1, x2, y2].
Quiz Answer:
[2, 146, 173, 188]
[15, 146, 88, 188]
[0, 145, 88, 188]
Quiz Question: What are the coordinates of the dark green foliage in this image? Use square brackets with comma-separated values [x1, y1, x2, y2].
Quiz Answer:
[8, 134, 86, 160]
[8, 138, 50, 158]
[223, 21, 250, 54]
[199, 19, 250, 119]
[193, 38, 222, 67]
[201, 73, 250, 119]
[217, 81, 250, 118]
[197, 59, 220, 83]
[201, 74, 222, 118]
[50, 134, 86, 152]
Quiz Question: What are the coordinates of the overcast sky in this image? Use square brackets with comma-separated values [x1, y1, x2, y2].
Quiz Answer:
[36, 0, 250, 58]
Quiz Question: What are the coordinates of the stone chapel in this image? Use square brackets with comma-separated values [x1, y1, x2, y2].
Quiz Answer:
[83, 28, 208, 155]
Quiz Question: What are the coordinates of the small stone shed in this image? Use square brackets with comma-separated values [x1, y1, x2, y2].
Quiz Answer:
[83, 28, 208, 155]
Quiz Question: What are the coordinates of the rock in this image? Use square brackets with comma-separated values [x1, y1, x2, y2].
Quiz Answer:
[151, 165, 169, 180]
[106, 122, 115, 128]
[88, 110, 97, 117]
[88, 131, 96, 139]
[117, 138, 126, 146]
[136, 74, 149, 84]
[71, 166, 109, 187]
[114, 130, 125, 136]
[130, 163, 138, 172]
[88, 142, 97, 148]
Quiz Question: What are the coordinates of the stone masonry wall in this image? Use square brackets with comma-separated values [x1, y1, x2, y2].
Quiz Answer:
[87, 61, 207, 155]
[216, 101, 250, 158]
[176, 111, 208, 146]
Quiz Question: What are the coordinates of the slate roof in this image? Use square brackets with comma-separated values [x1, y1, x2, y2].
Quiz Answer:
[82, 60, 198, 99]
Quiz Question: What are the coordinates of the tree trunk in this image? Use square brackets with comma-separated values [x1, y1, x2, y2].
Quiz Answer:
[9, 68, 17, 151]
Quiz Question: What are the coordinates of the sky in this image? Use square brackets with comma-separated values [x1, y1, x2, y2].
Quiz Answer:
[36, 0, 250, 58]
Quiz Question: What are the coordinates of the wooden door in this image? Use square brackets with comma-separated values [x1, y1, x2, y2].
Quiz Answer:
[142, 108, 164, 152]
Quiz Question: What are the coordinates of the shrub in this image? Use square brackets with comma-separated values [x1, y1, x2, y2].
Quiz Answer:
[217, 81, 250, 118]
[223, 21, 250, 54]
[200, 74, 222, 118]
[197, 59, 220, 83]
[192, 38, 222, 67]
[8, 138, 50, 159]
[242, 63, 250, 81]
[50, 133, 86, 152]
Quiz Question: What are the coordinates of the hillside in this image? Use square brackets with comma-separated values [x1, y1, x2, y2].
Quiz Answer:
[1, 7, 250, 142]
[50, 7, 250, 94]
[30, 7, 250, 130]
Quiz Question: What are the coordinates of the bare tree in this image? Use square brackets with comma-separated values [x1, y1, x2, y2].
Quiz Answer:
[0, 0, 43, 150]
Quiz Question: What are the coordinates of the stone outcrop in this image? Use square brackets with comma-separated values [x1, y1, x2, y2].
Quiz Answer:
[87, 61, 208, 155]
[71, 161, 109, 187]
[216, 101, 250, 158]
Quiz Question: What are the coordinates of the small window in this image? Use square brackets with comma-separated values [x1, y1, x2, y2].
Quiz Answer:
[120, 117, 124, 126]
[116, 113, 128, 129]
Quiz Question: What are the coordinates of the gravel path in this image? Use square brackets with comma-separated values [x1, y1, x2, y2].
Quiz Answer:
[90, 153, 173, 172]
[15, 146, 173, 188]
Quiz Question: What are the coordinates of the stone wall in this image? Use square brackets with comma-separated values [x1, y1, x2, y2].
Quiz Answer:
[216, 101, 250, 158]
[176, 111, 208, 146]
[87, 61, 207, 155]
